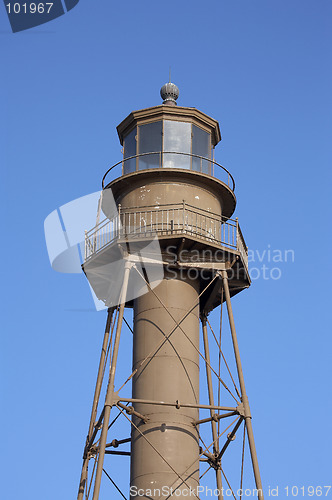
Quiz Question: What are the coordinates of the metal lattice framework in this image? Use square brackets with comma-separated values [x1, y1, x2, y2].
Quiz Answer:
[76, 260, 264, 500]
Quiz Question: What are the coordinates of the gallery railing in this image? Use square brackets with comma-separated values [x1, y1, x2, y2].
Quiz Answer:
[84, 202, 248, 270]
[102, 152, 236, 191]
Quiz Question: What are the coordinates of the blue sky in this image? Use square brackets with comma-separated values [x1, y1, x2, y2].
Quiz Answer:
[1, 1, 331, 499]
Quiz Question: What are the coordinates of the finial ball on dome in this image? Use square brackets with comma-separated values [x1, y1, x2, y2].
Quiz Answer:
[160, 82, 179, 106]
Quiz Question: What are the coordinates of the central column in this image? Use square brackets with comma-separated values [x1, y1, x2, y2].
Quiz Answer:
[130, 271, 200, 498]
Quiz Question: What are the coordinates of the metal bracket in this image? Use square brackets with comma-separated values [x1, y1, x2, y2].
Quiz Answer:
[117, 401, 149, 423]
[208, 458, 221, 471]
[88, 445, 98, 458]
[237, 399, 252, 419]
[236, 403, 246, 418]
[112, 391, 120, 406]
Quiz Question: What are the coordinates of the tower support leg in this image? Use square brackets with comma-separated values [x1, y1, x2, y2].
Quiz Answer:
[221, 270, 264, 500]
[77, 307, 115, 500]
[92, 261, 132, 500]
[201, 315, 223, 500]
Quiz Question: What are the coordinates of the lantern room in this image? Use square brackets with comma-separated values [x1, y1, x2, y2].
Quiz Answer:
[116, 83, 221, 176]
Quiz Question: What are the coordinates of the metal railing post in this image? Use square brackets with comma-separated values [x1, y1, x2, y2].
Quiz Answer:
[236, 217, 239, 250]
[118, 204, 121, 238]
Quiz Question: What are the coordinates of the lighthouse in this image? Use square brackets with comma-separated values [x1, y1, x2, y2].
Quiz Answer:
[77, 83, 264, 500]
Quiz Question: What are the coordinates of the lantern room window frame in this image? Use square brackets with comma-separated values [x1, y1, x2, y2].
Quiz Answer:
[123, 119, 213, 175]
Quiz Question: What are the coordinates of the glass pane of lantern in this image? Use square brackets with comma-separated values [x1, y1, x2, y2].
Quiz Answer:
[123, 127, 137, 174]
[163, 120, 191, 169]
[192, 125, 211, 174]
[138, 121, 162, 170]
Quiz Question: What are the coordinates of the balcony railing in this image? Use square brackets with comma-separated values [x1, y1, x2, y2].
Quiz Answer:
[102, 152, 236, 191]
[84, 202, 248, 270]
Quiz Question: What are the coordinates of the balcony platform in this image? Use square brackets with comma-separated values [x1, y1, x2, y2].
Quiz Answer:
[83, 204, 250, 313]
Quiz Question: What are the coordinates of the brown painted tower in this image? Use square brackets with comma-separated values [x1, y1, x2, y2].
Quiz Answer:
[77, 84, 264, 500]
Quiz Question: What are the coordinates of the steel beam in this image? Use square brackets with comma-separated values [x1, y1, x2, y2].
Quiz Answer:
[92, 261, 132, 500]
[117, 397, 237, 412]
[221, 270, 264, 500]
[201, 314, 224, 500]
[77, 307, 115, 500]
[217, 417, 244, 461]
[193, 411, 237, 426]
